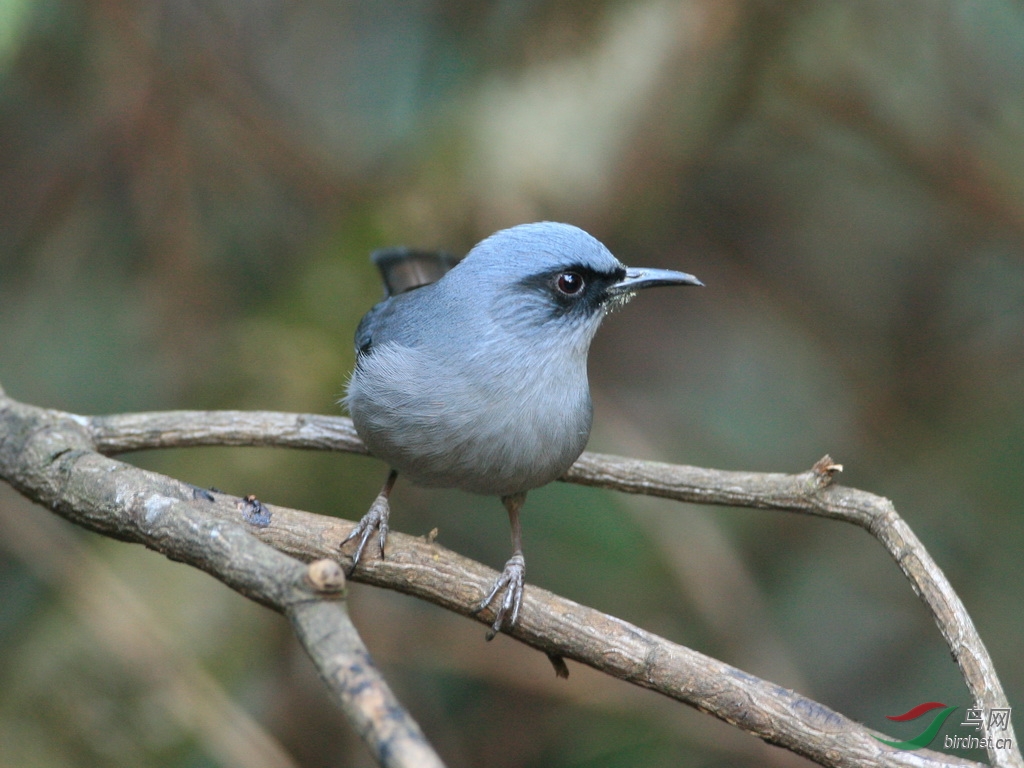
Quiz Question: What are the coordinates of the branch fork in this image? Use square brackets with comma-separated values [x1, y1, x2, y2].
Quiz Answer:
[0, 391, 1017, 768]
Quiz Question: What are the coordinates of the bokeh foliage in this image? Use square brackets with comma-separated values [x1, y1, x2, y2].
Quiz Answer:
[1, 1, 1021, 766]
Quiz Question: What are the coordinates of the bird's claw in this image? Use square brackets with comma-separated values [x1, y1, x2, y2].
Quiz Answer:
[474, 553, 525, 640]
[343, 492, 390, 572]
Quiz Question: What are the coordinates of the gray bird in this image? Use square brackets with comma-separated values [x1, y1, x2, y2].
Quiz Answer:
[343, 221, 702, 637]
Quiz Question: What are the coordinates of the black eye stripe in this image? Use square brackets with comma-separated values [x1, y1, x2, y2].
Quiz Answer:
[513, 265, 625, 322]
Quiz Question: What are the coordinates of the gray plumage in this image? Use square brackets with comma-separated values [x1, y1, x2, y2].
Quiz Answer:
[346, 223, 614, 496]
[342, 221, 702, 636]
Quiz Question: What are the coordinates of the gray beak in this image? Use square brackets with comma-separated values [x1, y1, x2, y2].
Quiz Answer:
[608, 267, 704, 296]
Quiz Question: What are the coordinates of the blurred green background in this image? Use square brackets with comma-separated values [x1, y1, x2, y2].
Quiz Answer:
[0, 1, 1021, 766]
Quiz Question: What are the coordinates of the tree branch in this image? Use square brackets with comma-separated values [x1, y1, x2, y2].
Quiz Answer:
[566, 451, 1018, 764]
[2, 394, 1017, 767]
[0, 395, 444, 768]
[84, 409, 1019, 768]
[0, 486, 301, 768]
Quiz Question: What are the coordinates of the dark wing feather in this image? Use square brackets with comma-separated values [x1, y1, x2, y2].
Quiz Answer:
[355, 248, 461, 359]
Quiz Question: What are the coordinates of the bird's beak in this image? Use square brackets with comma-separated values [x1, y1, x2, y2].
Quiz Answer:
[607, 267, 704, 296]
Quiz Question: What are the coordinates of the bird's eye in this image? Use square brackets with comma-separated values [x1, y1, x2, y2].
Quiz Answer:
[556, 271, 585, 295]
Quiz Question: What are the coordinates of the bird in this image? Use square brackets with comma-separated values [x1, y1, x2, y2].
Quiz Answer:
[342, 221, 702, 638]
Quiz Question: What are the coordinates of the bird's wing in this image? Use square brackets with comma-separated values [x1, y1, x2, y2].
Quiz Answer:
[355, 249, 461, 359]
[354, 301, 387, 358]
[353, 290, 433, 359]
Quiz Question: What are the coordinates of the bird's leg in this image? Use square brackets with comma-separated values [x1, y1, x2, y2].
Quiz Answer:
[475, 492, 527, 640]
[343, 469, 398, 572]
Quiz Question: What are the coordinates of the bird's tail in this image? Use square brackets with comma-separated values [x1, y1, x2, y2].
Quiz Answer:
[371, 247, 460, 297]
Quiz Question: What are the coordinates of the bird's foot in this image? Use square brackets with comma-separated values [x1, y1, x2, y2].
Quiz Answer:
[342, 491, 390, 572]
[474, 553, 525, 640]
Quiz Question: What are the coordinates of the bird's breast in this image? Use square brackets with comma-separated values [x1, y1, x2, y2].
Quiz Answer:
[346, 342, 592, 496]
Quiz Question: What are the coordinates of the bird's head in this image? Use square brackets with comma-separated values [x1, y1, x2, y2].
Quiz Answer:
[443, 222, 702, 346]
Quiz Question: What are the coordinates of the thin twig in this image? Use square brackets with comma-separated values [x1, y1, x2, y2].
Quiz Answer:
[0, 491, 300, 768]
[1, 396, 1008, 767]
[286, 562, 445, 768]
[566, 451, 1019, 768]
[84, 409, 1019, 768]
[0, 397, 444, 768]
